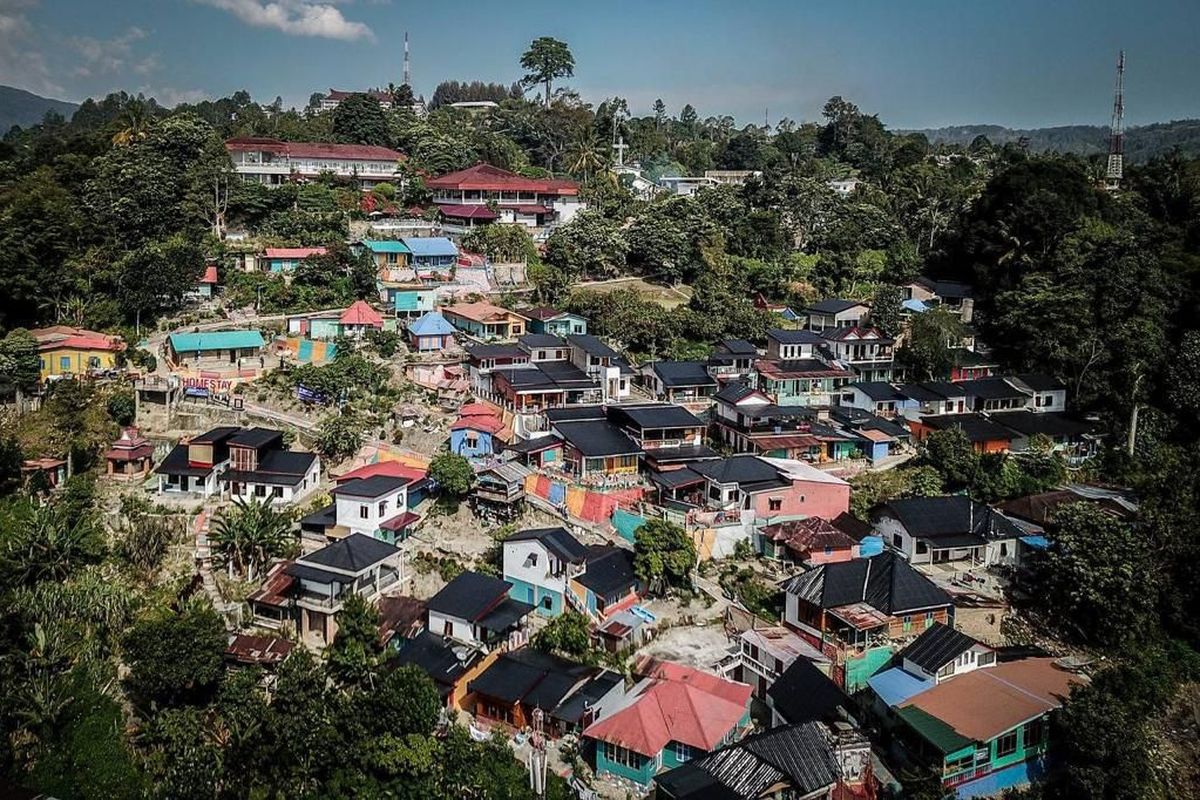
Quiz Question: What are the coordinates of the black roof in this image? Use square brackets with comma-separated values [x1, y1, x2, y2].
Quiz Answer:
[331, 475, 410, 497]
[427, 570, 511, 620]
[656, 722, 841, 800]
[831, 511, 874, 542]
[642, 444, 720, 464]
[545, 405, 606, 422]
[988, 411, 1091, 439]
[505, 527, 590, 563]
[959, 377, 1030, 401]
[299, 533, 400, 574]
[190, 426, 241, 444]
[477, 597, 535, 632]
[608, 403, 704, 430]
[920, 413, 1013, 443]
[504, 434, 563, 454]
[766, 659, 852, 725]
[806, 298, 868, 315]
[649, 466, 706, 489]
[898, 622, 985, 673]
[227, 427, 284, 449]
[717, 338, 758, 355]
[916, 277, 974, 299]
[650, 360, 718, 388]
[155, 443, 216, 478]
[221, 450, 317, 486]
[767, 328, 825, 345]
[1014, 373, 1067, 393]
[553, 671, 623, 724]
[518, 333, 567, 349]
[553, 420, 642, 457]
[784, 551, 951, 616]
[299, 502, 337, 529]
[691, 455, 784, 489]
[576, 546, 639, 599]
[567, 334, 620, 358]
[897, 381, 966, 401]
[879, 495, 1024, 541]
[846, 381, 906, 402]
[466, 343, 528, 360]
[467, 648, 597, 709]
[389, 632, 473, 690]
[713, 382, 760, 404]
[494, 362, 596, 391]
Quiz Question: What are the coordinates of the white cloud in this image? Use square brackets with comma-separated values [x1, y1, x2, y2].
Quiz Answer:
[70, 26, 152, 78]
[194, 0, 374, 41]
[0, 0, 63, 96]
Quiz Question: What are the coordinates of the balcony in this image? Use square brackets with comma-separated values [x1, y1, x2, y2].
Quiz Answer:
[294, 569, 401, 609]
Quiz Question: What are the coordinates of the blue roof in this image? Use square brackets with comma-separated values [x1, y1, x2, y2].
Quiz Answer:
[868, 667, 934, 707]
[402, 237, 458, 257]
[902, 298, 930, 313]
[408, 311, 457, 337]
[169, 330, 265, 352]
[361, 239, 411, 254]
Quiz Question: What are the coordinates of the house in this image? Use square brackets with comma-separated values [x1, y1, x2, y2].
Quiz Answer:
[427, 163, 583, 236]
[552, 418, 642, 478]
[821, 327, 896, 382]
[904, 277, 975, 323]
[758, 517, 860, 565]
[104, 427, 154, 480]
[640, 361, 719, 405]
[890, 658, 1083, 798]
[605, 403, 716, 470]
[261, 247, 326, 273]
[783, 550, 953, 650]
[442, 301, 529, 340]
[958, 377, 1033, 413]
[569, 545, 641, 621]
[839, 382, 908, 418]
[524, 307, 588, 336]
[31, 326, 124, 379]
[450, 403, 506, 458]
[319, 88, 394, 111]
[490, 361, 602, 410]
[709, 386, 861, 463]
[406, 310, 457, 351]
[733, 625, 830, 699]
[501, 435, 564, 471]
[468, 648, 623, 737]
[755, 357, 855, 408]
[518, 333, 571, 363]
[892, 382, 968, 421]
[829, 407, 909, 463]
[804, 299, 871, 332]
[765, 328, 824, 361]
[896, 622, 997, 684]
[690, 455, 850, 522]
[1010, 374, 1068, 413]
[224, 633, 294, 670]
[828, 177, 862, 196]
[191, 263, 218, 300]
[766, 657, 854, 727]
[997, 487, 1137, 527]
[502, 527, 592, 617]
[470, 458, 533, 521]
[359, 239, 411, 272]
[378, 595, 428, 647]
[300, 474, 420, 544]
[21, 457, 67, 491]
[707, 338, 758, 382]
[390, 630, 490, 708]
[567, 334, 632, 401]
[583, 658, 753, 788]
[167, 330, 265, 368]
[284, 302, 387, 341]
[988, 411, 1094, 459]
[909, 413, 1013, 453]
[155, 426, 240, 498]
[226, 137, 403, 190]
[656, 721, 873, 800]
[384, 282, 439, 318]
[401, 236, 458, 271]
[337, 300, 386, 339]
[213, 427, 320, 508]
[286, 534, 404, 646]
[950, 349, 1000, 382]
[873, 495, 1026, 567]
[426, 571, 534, 651]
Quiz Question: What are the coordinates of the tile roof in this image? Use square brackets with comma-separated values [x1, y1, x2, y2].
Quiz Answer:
[339, 300, 384, 326]
[31, 326, 123, 353]
[820, 325, 893, 343]
[608, 403, 705, 430]
[898, 622, 986, 673]
[553, 420, 641, 457]
[443, 301, 529, 324]
[407, 310, 457, 337]
[783, 551, 951, 616]
[436, 203, 500, 220]
[225, 136, 403, 162]
[334, 461, 425, 484]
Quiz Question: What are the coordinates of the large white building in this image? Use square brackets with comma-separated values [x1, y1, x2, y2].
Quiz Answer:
[225, 137, 405, 190]
[426, 163, 583, 240]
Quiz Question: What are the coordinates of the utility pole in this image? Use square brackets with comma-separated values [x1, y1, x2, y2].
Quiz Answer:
[1105, 50, 1125, 192]
[403, 32, 411, 87]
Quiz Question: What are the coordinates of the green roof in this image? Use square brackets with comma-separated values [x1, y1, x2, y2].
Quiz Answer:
[361, 239, 411, 254]
[896, 706, 974, 755]
[169, 330, 265, 352]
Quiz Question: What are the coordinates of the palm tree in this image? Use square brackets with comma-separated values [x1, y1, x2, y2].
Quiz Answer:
[210, 498, 293, 581]
[112, 99, 153, 146]
[567, 135, 606, 181]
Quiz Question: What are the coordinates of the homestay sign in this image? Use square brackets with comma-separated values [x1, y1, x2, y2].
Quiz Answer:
[182, 376, 234, 394]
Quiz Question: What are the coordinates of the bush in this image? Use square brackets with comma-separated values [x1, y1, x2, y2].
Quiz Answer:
[429, 452, 473, 497]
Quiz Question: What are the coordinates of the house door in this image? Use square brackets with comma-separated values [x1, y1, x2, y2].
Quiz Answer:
[526, 587, 535, 604]
[229, 348, 237, 364]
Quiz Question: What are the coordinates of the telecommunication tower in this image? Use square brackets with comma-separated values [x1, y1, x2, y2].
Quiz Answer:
[403, 32, 411, 87]
[1105, 50, 1125, 191]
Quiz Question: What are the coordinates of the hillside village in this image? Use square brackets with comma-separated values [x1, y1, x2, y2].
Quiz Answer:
[1, 31, 1200, 800]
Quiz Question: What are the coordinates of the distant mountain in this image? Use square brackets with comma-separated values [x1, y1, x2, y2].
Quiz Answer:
[0, 85, 79, 133]
[905, 119, 1200, 164]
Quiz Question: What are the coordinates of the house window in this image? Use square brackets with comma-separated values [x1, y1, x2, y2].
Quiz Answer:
[768, 497, 783, 512]
[978, 651, 996, 667]
[995, 730, 1019, 758]
[524, 553, 539, 568]
[272, 486, 283, 498]
[360, 504, 369, 519]
[902, 615, 912, 632]
[604, 742, 643, 770]
[673, 742, 696, 763]
[1025, 717, 1046, 748]
[915, 541, 928, 555]
[541, 596, 553, 610]
[443, 619, 453, 637]
[465, 434, 479, 448]
[937, 662, 955, 678]
[255, 484, 266, 497]
[893, 533, 903, 548]
[378, 500, 387, 516]
[88, 356, 101, 369]
[925, 611, 934, 628]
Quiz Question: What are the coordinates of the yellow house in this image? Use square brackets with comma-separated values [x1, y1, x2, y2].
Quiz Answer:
[32, 326, 124, 379]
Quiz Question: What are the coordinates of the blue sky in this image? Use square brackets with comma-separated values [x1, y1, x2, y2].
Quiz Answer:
[1, 0, 1197, 129]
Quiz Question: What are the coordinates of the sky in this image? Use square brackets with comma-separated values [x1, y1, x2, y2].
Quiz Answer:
[1, 0, 1197, 130]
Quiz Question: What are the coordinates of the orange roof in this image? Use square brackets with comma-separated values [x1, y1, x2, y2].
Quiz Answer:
[458, 401, 501, 417]
[264, 247, 327, 259]
[30, 326, 123, 353]
[200, 264, 219, 284]
[339, 300, 384, 327]
[334, 461, 426, 484]
[441, 301, 530, 324]
[900, 658, 1084, 742]
[583, 658, 752, 757]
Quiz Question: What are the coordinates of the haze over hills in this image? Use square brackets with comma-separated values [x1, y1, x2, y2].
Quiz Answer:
[0, 86, 79, 134]
[906, 119, 1200, 163]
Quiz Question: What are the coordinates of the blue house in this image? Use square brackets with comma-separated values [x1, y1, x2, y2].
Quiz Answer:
[384, 284, 438, 317]
[449, 404, 505, 458]
[407, 311, 456, 352]
[402, 237, 459, 271]
[526, 307, 588, 337]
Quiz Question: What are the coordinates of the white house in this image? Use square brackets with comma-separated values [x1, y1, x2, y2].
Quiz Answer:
[425, 570, 533, 651]
[501, 527, 590, 617]
[300, 473, 420, 545]
[898, 623, 997, 684]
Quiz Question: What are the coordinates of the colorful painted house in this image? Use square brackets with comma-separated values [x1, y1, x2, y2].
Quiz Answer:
[406, 310, 456, 351]
[908, 413, 1012, 454]
[442, 301, 529, 340]
[502, 526, 592, 618]
[583, 658, 754, 787]
[167, 330, 265, 367]
[525, 307, 589, 337]
[31, 326, 124, 379]
[338, 300, 385, 339]
[299, 461, 426, 544]
[262, 247, 326, 273]
[191, 263, 219, 299]
[758, 517, 860, 565]
[359, 239, 411, 271]
[382, 283, 438, 317]
[568, 545, 641, 621]
[401, 236, 458, 270]
[450, 403, 506, 458]
[104, 427, 155, 480]
[552, 418, 642, 478]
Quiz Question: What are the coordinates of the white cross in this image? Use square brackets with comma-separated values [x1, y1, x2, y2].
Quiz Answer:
[612, 136, 629, 167]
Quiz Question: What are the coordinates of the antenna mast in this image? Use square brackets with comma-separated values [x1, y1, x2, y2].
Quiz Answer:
[1105, 50, 1125, 191]
[403, 32, 411, 86]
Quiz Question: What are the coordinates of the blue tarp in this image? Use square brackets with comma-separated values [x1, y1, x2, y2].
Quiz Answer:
[1020, 535, 1050, 550]
[903, 298, 930, 313]
[868, 667, 934, 707]
[858, 535, 885, 558]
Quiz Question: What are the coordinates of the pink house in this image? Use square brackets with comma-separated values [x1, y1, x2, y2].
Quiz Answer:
[759, 517, 860, 565]
[690, 455, 850, 521]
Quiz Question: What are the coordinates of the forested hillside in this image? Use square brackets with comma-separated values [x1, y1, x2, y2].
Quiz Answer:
[910, 118, 1200, 161]
[0, 85, 79, 134]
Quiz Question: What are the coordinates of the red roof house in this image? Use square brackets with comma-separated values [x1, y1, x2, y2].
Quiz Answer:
[334, 461, 427, 485]
[339, 300, 385, 330]
[105, 427, 155, 479]
[426, 163, 579, 196]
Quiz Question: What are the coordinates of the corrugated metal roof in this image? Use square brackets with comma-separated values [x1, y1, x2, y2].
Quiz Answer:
[169, 330, 264, 352]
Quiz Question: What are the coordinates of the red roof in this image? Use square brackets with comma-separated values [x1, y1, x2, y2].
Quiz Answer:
[200, 264, 218, 284]
[264, 247, 327, 259]
[30, 326, 123, 353]
[339, 300, 384, 327]
[436, 204, 500, 220]
[248, 561, 296, 607]
[225, 634, 293, 666]
[379, 510, 421, 531]
[427, 163, 579, 196]
[451, 415, 505, 434]
[583, 658, 752, 757]
[225, 137, 404, 163]
[335, 461, 426, 484]
[458, 402, 501, 417]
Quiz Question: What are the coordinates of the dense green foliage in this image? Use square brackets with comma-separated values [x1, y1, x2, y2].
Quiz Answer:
[428, 452, 473, 497]
[633, 518, 696, 592]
